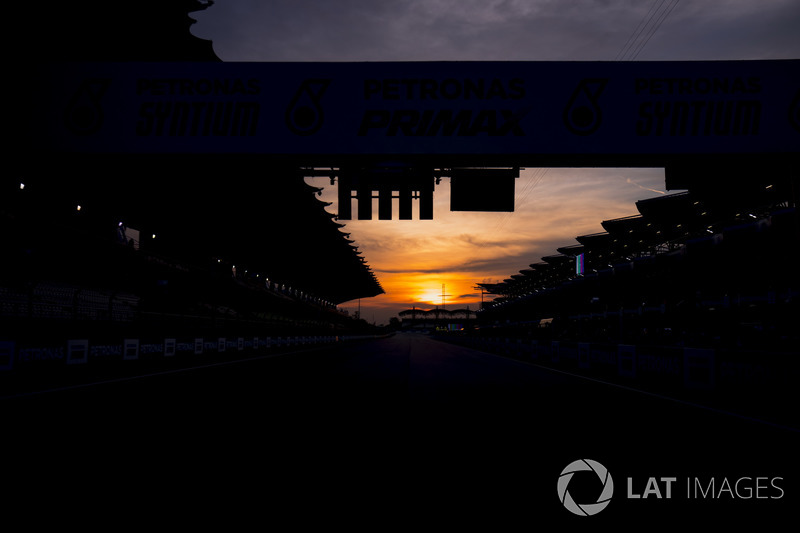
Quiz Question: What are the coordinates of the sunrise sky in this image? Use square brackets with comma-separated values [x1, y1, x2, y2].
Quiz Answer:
[191, 0, 800, 324]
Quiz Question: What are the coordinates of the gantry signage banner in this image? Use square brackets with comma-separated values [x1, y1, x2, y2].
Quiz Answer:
[28, 60, 799, 161]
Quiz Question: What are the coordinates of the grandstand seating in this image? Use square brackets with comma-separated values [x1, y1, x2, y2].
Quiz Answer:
[1, 157, 384, 359]
[477, 174, 799, 355]
[3, 0, 383, 360]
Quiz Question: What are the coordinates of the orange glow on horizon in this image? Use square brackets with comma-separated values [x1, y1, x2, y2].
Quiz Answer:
[307, 167, 670, 324]
[397, 275, 480, 309]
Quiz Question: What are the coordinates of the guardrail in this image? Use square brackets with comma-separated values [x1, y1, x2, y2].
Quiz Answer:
[0, 334, 344, 373]
[433, 333, 799, 428]
[0, 330, 395, 373]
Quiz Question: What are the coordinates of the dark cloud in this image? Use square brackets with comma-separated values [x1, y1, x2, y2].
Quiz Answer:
[374, 236, 570, 276]
[630, 0, 800, 60]
[193, 0, 800, 62]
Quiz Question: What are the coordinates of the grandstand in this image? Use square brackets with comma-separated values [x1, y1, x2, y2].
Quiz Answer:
[398, 308, 477, 331]
[478, 170, 797, 347]
[468, 168, 798, 421]
[1, 156, 383, 350]
[2, 1, 384, 372]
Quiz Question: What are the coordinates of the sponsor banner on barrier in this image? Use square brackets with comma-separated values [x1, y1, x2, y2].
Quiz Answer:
[123, 339, 139, 361]
[590, 344, 617, 370]
[636, 345, 683, 382]
[578, 343, 591, 369]
[0, 342, 15, 371]
[66, 340, 89, 365]
[122, 339, 139, 361]
[10, 345, 65, 367]
[0, 333, 341, 371]
[618, 345, 636, 379]
[684, 348, 715, 389]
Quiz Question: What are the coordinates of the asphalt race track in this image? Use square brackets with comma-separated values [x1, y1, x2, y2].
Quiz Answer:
[3, 333, 797, 529]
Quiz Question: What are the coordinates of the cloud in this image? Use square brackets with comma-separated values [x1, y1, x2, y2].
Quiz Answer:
[456, 293, 479, 300]
[195, 0, 800, 63]
[626, 178, 666, 196]
[642, 0, 800, 60]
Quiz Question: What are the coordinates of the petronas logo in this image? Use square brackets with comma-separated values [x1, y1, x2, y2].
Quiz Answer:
[563, 79, 608, 136]
[65, 78, 111, 135]
[286, 79, 331, 136]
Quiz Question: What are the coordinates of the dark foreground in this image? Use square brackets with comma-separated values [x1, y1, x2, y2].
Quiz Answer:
[3, 333, 797, 529]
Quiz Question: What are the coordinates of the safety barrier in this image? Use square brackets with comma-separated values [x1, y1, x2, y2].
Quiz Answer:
[0, 334, 343, 372]
[338, 332, 395, 342]
[435, 334, 797, 399]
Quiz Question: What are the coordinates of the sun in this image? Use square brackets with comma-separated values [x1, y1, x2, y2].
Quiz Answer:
[412, 281, 456, 308]
[417, 289, 446, 307]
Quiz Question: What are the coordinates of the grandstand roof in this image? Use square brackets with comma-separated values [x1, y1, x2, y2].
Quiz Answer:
[6, 154, 384, 305]
[634, 191, 696, 222]
[576, 232, 612, 248]
[10, 1, 221, 63]
[556, 244, 585, 257]
[6, 2, 383, 307]
[480, 171, 794, 299]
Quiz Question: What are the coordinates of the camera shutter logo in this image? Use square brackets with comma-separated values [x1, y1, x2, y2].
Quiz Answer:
[557, 459, 614, 516]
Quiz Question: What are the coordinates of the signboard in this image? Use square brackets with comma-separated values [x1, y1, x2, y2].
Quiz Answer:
[24, 60, 800, 165]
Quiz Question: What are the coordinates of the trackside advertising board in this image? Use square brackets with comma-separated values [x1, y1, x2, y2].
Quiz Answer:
[25, 60, 800, 162]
